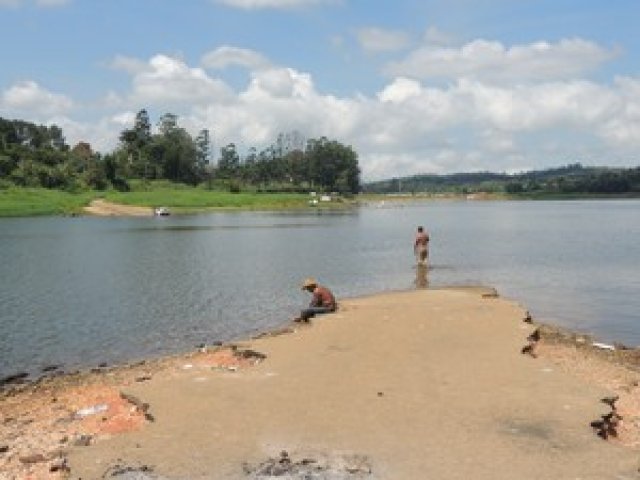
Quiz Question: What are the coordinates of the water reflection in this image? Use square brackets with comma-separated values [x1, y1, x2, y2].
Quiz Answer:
[414, 264, 429, 289]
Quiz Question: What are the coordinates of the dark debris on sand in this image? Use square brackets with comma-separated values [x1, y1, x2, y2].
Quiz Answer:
[243, 450, 373, 479]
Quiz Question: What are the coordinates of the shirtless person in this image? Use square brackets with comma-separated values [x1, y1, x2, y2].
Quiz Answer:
[414, 226, 430, 266]
[295, 278, 337, 323]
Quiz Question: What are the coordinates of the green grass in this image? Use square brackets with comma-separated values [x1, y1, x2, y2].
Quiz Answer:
[0, 188, 94, 217]
[103, 187, 309, 211]
[0, 183, 315, 217]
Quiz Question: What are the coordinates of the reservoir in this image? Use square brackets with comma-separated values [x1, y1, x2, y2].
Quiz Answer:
[1, 199, 639, 379]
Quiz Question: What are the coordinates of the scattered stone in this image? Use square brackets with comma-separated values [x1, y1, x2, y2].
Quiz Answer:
[73, 434, 93, 447]
[0, 445, 9, 454]
[50, 456, 70, 473]
[243, 450, 373, 478]
[41, 364, 62, 373]
[252, 327, 295, 340]
[19, 453, 47, 464]
[527, 328, 541, 342]
[481, 288, 499, 298]
[234, 348, 267, 362]
[102, 462, 158, 479]
[521, 343, 537, 358]
[1, 372, 29, 387]
[120, 391, 154, 422]
[591, 411, 623, 440]
[601, 395, 619, 409]
[76, 403, 109, 417]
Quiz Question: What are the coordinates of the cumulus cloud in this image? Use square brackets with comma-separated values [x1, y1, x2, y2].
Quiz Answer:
[201, 46, 271, 70]
[1, 80, 73, 116]
[212, 0, 336, 10]
[356, 27, 410, 53]
[87, 55, 640, 179]
[7, 42, 640, 181]
[385, 38, 619, 83]
[126, 54, 234, 106]
[107, 55, 149, 75]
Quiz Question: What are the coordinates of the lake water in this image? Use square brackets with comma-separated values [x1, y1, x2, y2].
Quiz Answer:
[1, 200, 639, 379]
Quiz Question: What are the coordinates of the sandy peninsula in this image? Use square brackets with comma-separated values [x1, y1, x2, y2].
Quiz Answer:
[2, 288, 640, 479]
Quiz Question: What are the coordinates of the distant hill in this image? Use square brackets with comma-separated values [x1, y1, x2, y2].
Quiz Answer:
[362, 163, 640, 195]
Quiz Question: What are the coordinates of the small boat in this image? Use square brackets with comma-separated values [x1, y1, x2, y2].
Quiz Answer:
[154, 207, 170, 216]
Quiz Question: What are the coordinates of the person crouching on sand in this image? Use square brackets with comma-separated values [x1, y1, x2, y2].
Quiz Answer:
[294, 278, 337, 323]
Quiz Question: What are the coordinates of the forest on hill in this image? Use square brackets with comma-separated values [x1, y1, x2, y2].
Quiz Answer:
[0, 110, 361, 194]
[363, 163, 640, 196]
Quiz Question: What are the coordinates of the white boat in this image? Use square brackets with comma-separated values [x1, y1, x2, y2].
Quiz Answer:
[154, 207, 170, 216]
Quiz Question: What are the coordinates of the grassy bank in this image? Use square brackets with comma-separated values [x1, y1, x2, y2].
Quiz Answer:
[0, 184, 318, 217]
[0, 188, 94, 217]
[103, 185, 309, 212]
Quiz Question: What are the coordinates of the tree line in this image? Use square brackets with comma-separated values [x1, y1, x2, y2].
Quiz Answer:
[0, 110, 361, 194]
[364, 163, 640, 195]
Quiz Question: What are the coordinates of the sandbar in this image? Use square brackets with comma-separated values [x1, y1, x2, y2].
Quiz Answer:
[67, 288, 639, 479]
[3, 288, 640, 479]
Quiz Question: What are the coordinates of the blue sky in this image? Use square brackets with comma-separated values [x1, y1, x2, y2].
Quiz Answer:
[1, 0, 639, 180]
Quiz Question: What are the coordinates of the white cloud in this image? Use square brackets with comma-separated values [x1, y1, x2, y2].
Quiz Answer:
[86, 62, 640, 179]
[385, 38, 619, 84]
[356, 27, 410, 53]
[201, 46, 271, 70]
[128, 54, 234, 106]
[212, 0, 336, 10]
[1, 80, 73, 116]
[6, 43, 639, 181]
[107, 55, 149, 75]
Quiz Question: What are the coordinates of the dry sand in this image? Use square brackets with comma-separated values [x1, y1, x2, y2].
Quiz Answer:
[50, 288, 639, 480]
[62, 290, 638, 480]
[83, 199, 153, 217]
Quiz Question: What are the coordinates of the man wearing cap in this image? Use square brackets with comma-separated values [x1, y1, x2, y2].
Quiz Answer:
[295, 278, 337, 322]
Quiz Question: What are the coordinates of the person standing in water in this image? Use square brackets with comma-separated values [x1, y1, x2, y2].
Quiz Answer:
[414, 226, 430, 266]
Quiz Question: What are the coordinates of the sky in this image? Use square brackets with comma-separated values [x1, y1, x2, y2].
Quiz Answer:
[0, 0, 639, 180]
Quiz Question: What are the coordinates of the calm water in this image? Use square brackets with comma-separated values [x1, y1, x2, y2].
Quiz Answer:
[1, 200, 639, 379]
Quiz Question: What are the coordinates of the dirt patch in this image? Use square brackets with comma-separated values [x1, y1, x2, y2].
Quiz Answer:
[83, 199, 153, 217]
[0, 346, 265, 479]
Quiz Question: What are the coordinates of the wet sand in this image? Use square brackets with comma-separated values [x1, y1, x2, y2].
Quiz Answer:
[55, 288, 639, 479]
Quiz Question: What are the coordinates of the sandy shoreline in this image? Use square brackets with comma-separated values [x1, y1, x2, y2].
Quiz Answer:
[83, 199, 154, 217]
[2, 288, 640, 479]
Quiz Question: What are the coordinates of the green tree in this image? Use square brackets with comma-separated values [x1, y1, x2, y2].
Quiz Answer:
[217, 143, 240, 179]
[305, 137, 360, 193]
